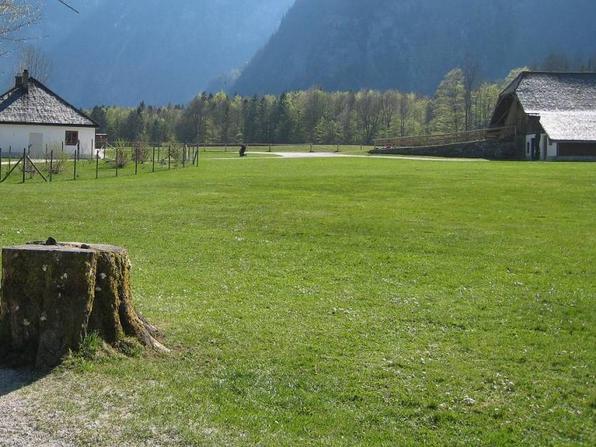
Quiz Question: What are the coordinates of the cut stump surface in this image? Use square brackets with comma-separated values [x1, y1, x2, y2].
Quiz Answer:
[0, 242, 167, 369]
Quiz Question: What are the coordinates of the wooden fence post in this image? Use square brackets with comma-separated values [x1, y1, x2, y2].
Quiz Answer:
[134, 146, 138, 175]
[22, 149, 26, 184]
[152, 146, 156, 173]
[96, 151, 100, 179]
[73, 148, 77, 181]
[49, 150, 53, 182]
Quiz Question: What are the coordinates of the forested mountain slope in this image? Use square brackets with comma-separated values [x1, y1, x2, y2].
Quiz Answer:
[233, 0, 596, 95]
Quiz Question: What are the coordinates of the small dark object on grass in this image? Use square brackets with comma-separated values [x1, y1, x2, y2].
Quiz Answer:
[239, 145, 247, 157]
[45, 237, 57, 246]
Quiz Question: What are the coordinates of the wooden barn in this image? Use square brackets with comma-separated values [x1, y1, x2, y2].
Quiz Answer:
[490, 72, 596, 161]
[0, 70, 98, 159]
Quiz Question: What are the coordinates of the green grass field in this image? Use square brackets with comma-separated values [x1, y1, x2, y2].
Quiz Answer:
[198, 144, 373, 154]
[0, 145, 371, 184]
[0, 156, 594, 445]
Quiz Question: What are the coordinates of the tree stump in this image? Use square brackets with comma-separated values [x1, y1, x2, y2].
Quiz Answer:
[0, 240, 168, 369]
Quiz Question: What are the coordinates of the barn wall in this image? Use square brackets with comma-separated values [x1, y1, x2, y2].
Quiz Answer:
[0, 124, 96, 158]
[557, 143, 596, 159]
[504, 100, 525, 131]
[503, 99, 539, 156]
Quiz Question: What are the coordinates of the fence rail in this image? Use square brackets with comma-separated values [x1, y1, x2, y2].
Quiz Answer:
[374, 127, 515, 148]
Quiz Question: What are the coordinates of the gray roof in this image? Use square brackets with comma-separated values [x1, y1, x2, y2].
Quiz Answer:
[492, 72, 596, 142]
[0, 77, 97, 127]
[539, 111, 596, 142]
[515, 72, 596, 114]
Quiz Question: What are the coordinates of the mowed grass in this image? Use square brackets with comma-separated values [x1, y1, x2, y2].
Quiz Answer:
[0, 157, 594, 446]
[201, 144, 373, 154]
[0, 143, 370, 185]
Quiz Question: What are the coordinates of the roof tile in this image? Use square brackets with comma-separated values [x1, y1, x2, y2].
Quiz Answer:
[0, 78, 96, 127]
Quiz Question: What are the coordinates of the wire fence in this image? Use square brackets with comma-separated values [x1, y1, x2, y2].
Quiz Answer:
[0, 142, 374, 184]
[374, 127, 515, 148]
[0, 142, 199, 184]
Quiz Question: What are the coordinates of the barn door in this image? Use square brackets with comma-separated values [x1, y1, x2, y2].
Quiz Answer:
[530, 137, 537, 160]
[28, 132, 44, 158]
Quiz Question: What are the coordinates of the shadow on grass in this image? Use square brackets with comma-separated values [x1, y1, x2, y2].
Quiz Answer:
[0, 368, 44, 397]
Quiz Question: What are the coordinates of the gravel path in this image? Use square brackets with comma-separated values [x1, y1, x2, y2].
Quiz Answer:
[235, 151, 488, 162]
[0, 369, 72, 447]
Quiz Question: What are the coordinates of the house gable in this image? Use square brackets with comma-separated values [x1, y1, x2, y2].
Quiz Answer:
[0, 72, 97, 128]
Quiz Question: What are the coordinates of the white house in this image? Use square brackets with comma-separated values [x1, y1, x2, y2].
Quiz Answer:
[490, 72, 596, 161]
[0, 70, 98, 159]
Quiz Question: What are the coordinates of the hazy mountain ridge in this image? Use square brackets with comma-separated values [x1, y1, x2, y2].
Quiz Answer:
[2, 0, 294, 106]
[233, 0, 596, 95]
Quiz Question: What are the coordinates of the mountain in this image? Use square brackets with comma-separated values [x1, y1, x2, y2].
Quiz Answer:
[233, 0, 596, 95]
[2, 0, 294, 106]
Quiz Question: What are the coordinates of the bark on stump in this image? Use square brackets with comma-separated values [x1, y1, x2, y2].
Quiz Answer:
[0, 241, 167, 369]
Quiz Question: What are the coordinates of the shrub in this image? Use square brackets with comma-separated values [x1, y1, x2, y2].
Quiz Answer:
[168, 144, 182, 165]
[132, 141, 150, 164]
[111, 140, 130, 168]
[49, 149, 69, 174]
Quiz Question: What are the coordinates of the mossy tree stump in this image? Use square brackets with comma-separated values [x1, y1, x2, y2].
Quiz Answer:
[0, 241, 167, 369]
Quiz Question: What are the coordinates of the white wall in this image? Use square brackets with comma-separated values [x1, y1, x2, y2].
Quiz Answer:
[0, 124, 96, 159]
[546, 138, 558, 159]
[538, 133, 560, 160]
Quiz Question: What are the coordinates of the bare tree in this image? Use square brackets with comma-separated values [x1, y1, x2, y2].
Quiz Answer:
[399, 93, 410, 137]
[56, 0, 79, 14]
[19, 45, 51, 81]
[0, 1, 39, 54]
[463, 56, 481, 131]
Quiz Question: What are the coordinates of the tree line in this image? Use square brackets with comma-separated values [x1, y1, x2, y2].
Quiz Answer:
[88, 67, 526, 146]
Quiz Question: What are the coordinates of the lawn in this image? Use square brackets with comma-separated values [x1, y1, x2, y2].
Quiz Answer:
[200, 144, 373, 155]
[0, 156, 594, 446]
[0, 144, 371, 184]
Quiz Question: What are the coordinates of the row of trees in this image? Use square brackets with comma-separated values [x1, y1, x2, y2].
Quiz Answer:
[90, 67, 524, 146]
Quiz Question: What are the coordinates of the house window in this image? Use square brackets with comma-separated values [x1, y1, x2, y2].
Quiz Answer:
[65, 131, 79, 146]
